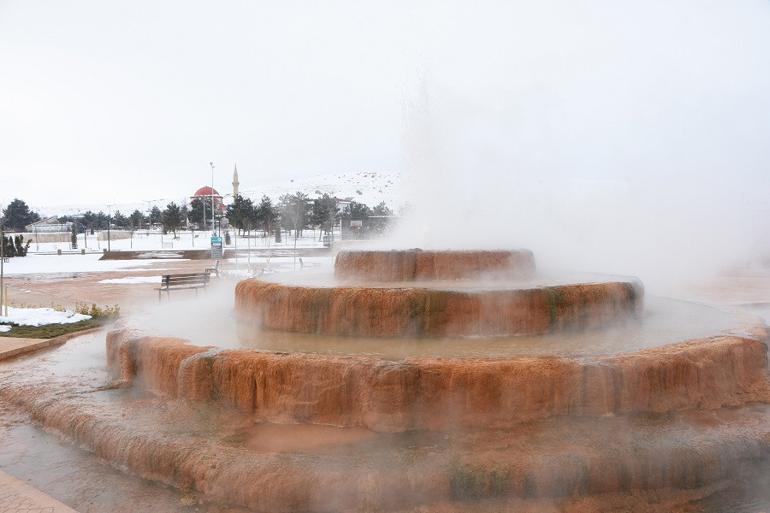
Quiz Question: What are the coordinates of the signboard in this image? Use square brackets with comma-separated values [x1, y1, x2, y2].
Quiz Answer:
[210, 235, 223, 260]
[350, 220, 363, 228]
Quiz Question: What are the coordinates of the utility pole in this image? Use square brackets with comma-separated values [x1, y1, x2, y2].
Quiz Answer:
[0, 216, 5, 313]
[107, 204, 112, 253]
[209, 161, 216, 235]
[202, 194, 207, 232]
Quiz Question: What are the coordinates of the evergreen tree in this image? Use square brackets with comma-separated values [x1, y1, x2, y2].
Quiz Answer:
[129, 210, 145, 230]
[112, 210, 128, 228]
[71, 224, 78, 249]
[13, 235, 29, 256]
[180, 204, 189, 229]
[161, 202, 184, 237]
[226, 195, 255, 234]
[188, 198, 206, 229]
[255, 195, 277, 235]
[342, 201, 372, 220]
[3, 236, 16, 257]
[95, 211, 108, 230]
[278, 192, 310, 237]
[311, 194, 338, 236]
[80, 211, 96, 234]
[372, 201, 392, 216]
[149, 206, 162, 226]
[2, 199, 40, 232]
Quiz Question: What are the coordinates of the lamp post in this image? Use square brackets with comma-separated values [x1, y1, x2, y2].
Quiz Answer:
[0, 216, 6, 313]
[106, 204, 112, 253]
[209, 161, 216, 236]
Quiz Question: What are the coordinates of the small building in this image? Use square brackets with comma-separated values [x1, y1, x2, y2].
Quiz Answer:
[191, 186, 226, 214]
[25, 216, 73, 233]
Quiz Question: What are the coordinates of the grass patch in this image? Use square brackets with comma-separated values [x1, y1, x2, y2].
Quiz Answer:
[0, 303, 119, 339]
[0, 318, 111, 339]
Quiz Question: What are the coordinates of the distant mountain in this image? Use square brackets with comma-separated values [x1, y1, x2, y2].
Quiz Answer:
[241, 170, 402, 208]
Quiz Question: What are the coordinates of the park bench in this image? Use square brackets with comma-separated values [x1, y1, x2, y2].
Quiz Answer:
[205, 260, 220, 277]
[157, 272, 210, 300]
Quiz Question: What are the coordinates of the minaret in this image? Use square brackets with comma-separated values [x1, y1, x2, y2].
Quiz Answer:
[232, 163, 240, 197]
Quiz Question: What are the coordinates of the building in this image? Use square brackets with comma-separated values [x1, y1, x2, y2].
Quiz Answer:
[232, 163, 240, 197]
[25, 216, 73, 233]
[191, 186, 225, 214]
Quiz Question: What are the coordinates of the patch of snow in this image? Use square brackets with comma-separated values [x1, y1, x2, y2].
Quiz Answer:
[0, 325, 11, 332]
[99, 276, 162, 284]
[0, 307, 91, 327]
[1, 254, 156, 276]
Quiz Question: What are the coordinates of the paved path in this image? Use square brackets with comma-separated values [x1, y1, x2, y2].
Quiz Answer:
[0, 470, 78, 512]
[0, 339, 51, 361]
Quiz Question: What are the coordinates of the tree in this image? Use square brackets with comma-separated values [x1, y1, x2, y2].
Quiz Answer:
[14, 235, 30, 256]
[279, 192, 310, 237]
[80, 211, 96, 233]
[311, 194, 338, 237]
[2, 236, 15, 257]
[161, 202, 184, 237]
[342, 201, 371, 220]
[94, 211, 108, 230]
[129, 210, 145, 230]
[112, 210, 128, 228]
[180, 204, 189, 229]
[2, 199, 40, 232]
[71, 224, 78, 249]
[254, 195, 277, 235]
[372, 201, 392, 216]
[149, 206, 162, 226]
[226, 195, 255, 234]
[189, 198, 207, 229]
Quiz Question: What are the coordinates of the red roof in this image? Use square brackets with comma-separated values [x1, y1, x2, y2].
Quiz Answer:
[193, 186, 221, 197]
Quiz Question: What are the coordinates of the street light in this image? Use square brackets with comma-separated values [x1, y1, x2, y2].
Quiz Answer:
[209, 161, 216, 236]
[106, 203, 113, 253]
[0, 215, 6, 314]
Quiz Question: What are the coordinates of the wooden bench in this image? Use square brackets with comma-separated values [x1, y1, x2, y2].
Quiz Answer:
[205, 260, 220, 277]
[157, 272, 210, 300]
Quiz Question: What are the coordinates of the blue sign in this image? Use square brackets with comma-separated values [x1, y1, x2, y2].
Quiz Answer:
[210, 235, 223, 259]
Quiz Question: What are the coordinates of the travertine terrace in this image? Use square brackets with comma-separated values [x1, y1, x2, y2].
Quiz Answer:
[236, 249, 643, 337]
[334, 249, 536, 281]
[3, 249, 770, 512]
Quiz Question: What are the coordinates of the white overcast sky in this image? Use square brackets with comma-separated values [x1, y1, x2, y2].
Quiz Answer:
[1, 1, 769, 213]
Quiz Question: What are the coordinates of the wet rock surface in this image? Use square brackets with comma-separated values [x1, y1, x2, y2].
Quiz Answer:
[334, 249, 536, 282]
[107, 328, 770, 432]
[3, 327, 770, 512]
[235, 278, 643, 338]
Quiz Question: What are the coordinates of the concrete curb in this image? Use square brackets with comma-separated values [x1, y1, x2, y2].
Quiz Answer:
[0, 327, 102, 362]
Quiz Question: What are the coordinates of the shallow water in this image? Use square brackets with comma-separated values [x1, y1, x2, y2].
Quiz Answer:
[131, 292, 753, 358]
[2, 324, 770, 512]
[261, 268, 640, 291]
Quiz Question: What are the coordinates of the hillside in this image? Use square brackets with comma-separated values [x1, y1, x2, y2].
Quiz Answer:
[37, 170, 402, 217]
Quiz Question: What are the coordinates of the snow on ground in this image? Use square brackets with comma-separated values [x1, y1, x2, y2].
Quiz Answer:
[0, 306, 91, 327]
[0, 325, 10, 332]
[25, 230, 329, 255]
[1, 254, 156, 276]
[99, 276, 162, 285]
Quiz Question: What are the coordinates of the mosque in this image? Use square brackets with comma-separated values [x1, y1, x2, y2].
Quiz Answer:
[190, 164, 240, 214]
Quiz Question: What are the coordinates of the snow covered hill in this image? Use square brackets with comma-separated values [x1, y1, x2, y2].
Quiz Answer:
[37, 170, 403, 217]
[240, 170, 402, 207]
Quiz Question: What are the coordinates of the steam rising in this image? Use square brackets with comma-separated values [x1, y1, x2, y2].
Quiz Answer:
[388, 1, 770, 292]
